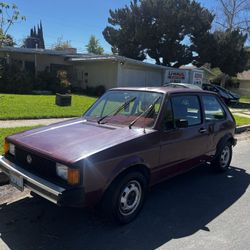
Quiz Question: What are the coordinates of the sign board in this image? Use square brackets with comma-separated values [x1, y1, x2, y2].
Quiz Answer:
[165, 69, 188, 83]
[192, 71, 203, 86]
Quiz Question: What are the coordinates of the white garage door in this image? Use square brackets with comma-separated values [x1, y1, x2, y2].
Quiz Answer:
[119, 67, 162, 87]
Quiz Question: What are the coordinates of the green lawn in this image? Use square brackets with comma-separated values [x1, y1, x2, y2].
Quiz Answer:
[240, 96, 250, 103]
[233, 115, 250, 127]
[0, 94, 96, 120]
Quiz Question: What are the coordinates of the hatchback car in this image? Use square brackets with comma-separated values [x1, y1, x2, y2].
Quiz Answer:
[0, 87, 237, 224]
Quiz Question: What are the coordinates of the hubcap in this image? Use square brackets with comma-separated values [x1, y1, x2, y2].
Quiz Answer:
[220, 146, 230, 168]
[119, 180, 142, 216]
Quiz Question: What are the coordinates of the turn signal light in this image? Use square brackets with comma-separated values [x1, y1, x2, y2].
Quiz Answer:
[68, 169, 80, 185]
[4, 140, 9, 154]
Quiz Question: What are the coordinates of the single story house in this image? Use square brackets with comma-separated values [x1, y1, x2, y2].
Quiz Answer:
[0, 47, 209, 90]
[236, 70, 250, 97]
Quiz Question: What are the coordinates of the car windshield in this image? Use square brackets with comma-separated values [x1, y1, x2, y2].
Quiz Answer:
[84, 90, 163, 128]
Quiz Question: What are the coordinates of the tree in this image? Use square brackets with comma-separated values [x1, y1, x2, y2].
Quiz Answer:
[0, 31, 15, 46]
[86, 35, 104, 55]
[103, 0, 214, 66]
[52, 36, 72, 51]
[194, 29, 248, 80]
[215, 0, 249, 36]
[0, 2, 25, 47]
[23, 21, 45, 49]
[212, 30, 248, 76]
[103, 1, 146, 60]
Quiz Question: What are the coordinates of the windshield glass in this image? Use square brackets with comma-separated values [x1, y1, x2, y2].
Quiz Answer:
[84, 90, 163, 128]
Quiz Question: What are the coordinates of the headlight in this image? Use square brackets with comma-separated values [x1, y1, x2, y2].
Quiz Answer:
[9, 143, 15, 156]
[56, 163, 68, 180]
[56, 163, 80, 185]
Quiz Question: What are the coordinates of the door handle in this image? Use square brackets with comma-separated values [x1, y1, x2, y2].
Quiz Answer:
[199, 128, 207, 133]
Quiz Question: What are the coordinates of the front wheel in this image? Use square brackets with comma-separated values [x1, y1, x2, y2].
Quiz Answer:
[212, 142, 232, 172]
[102, 171, 148, 224]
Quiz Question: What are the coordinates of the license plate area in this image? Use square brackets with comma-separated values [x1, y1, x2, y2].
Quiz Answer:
[10, 172, 24, 191]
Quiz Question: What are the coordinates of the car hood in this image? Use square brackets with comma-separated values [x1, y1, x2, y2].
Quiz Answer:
[7, 118, 148, 164]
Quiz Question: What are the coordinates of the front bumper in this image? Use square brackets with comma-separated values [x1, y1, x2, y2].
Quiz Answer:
[0, 155, 84, 206]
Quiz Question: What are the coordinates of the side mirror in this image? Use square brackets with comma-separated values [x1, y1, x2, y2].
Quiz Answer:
[176, 119, 188, 128]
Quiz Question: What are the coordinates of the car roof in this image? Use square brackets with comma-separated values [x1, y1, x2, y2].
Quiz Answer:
[164, 83, 202, 89]
[110, 86, 207, 95]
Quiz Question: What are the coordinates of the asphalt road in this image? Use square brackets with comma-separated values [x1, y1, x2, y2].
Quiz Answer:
[0, 133, 249, 250]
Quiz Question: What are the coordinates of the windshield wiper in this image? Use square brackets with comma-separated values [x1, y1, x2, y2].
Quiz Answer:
[97, 96, 137, 124]
[129, 96, 161, 129]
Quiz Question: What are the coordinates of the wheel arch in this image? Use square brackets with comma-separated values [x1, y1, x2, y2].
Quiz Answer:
[215, 133, 235, 157]
[102, 162, 150, 199]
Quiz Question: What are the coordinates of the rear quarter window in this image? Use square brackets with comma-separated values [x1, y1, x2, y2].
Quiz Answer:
[202, 95, 226, 121]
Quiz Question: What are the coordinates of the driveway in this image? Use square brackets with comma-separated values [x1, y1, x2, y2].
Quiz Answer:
[0, 133, 249, 250]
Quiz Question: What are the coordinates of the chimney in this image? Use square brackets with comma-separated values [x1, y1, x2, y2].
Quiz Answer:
[64, 48, 77, 54]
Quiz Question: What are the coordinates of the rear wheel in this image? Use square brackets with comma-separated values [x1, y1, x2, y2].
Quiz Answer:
[102, 171, 148, 224]
[212, 142, 232, 172]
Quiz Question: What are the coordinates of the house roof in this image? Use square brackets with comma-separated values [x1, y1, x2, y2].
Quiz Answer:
[0, 46, 80, 56]
[67, 54, 168, 70]
[0, 46, 169, 70]
[237, 70, 250, 80]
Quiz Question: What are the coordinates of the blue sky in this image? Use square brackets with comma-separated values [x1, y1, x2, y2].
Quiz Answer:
[9, 0, 216, 53]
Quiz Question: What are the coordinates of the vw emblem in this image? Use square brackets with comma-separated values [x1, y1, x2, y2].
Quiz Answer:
[26, 154, 32, 164]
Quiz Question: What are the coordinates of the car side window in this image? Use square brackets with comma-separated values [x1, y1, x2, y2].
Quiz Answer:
[202, 95, 225, 121]
[171, 95, 201, 126]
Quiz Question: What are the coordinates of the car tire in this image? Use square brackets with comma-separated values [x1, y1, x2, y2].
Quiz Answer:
[212, 141, 232, 172]
[101, 171, 148, 224]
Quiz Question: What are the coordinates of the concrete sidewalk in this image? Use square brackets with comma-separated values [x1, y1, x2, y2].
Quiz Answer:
[0, 117, 76, 128]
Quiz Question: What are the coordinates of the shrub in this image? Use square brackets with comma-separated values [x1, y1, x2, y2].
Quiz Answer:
[34, 69, 58, 92]
[56, 70, 71, 94]
[0, 61, 33, 94]
[210, 74, 240, 89]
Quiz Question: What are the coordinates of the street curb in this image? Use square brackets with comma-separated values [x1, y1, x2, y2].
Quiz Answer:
[235, 125, 250, 134]
[0, 171, 9, 185]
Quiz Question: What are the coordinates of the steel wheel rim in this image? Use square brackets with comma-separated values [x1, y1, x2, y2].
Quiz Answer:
[119, 180, 142, 216]
[220, 146, 230, 168]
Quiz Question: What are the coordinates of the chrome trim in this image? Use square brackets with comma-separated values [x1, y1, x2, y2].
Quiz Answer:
[0, 155, 65, 204]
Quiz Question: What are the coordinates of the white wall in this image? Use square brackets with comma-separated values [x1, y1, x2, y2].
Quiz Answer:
[73, 61, 118, 90]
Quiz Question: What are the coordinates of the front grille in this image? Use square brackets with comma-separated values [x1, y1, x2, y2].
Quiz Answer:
[15, 147, 56, 179]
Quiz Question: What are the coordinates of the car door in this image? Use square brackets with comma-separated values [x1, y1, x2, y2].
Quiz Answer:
[151, 94, 210, 183]
[201, 94, 229, 154]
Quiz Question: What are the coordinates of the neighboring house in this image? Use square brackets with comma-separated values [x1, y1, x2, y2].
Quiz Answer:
[236, 70, 250, 97]
[68, 54, 166, 89]
[0, 47, 209, 90]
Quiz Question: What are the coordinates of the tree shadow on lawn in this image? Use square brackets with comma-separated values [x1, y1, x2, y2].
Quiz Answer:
[0, 165, 249, 250]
